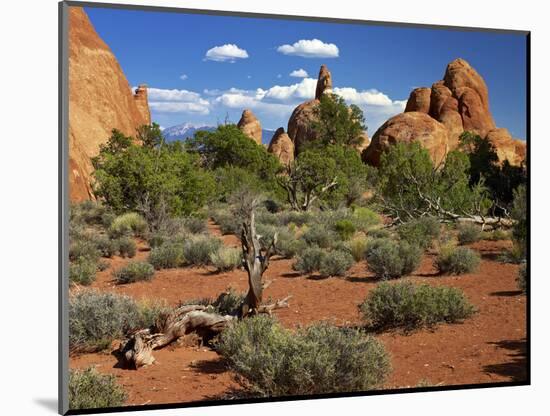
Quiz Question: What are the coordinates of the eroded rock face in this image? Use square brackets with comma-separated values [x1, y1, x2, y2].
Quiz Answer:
[405, 87, 431, 113]
[68, 7, 150, 202]
[268, 128, 295, 165]
[362, 112, 449, 167]
[315, 64, 333, 100]
[354, 131, 370, 154]
[485, 128, 527, 166]
[364, 58, 524, 166]
[237, 109, 262, 145]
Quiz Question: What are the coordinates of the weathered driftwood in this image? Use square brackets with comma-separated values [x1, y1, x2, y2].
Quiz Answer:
[116, 201, 291, 369]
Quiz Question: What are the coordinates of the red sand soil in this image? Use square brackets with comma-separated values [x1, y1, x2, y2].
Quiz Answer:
[70, 224, 527, 405]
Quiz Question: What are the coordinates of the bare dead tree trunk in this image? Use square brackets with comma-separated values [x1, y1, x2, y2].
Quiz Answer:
[115, 199, 291, 369]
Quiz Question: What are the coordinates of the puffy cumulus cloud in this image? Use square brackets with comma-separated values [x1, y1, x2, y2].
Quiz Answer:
[277, 39, 339, 58]
[204, 44, 249, 62]
[147, 87, 210, 115]
[179, 73, 188, 80]
[333, 87, 395, 106]
[289, 68, 309, 78]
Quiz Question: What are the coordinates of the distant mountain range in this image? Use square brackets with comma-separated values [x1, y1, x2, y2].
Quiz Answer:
[161, 123, 276, 145]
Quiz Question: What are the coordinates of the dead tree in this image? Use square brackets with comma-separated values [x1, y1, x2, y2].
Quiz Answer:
[115, 199, 291, 369]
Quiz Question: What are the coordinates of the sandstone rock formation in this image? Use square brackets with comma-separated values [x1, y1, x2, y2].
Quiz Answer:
[363, 112, 449, 167]
[364, 58, 525, 166]
[68, 7, 150, 202]
[267, 128, 294, 166]
[355, 131, 371, 154]
[287, 65, 334, 154]
[237, 109, 262, 145]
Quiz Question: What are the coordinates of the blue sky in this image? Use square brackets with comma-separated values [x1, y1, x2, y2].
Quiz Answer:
[84, 6, 527, 140]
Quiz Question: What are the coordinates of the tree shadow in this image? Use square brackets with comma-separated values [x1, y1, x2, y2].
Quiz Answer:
[190, 357, 230, 375]
[280, 271, 302, 278]
[483, 339, 527, 382]
[490, 290, 523, 297]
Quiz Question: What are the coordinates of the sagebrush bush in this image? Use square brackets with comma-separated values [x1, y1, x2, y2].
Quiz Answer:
[352, 207, 381, 230]
[148, 241, 185, 269]
[69, 291, 149, 352]
[366, 238, 421, 279]
[69, 239, 100, 262]
[69, 258, 97, 286]
[319, 250, 355, 277]
[216, 316, 390, 397]
[360, 281, 475, 330]
[210, 246, 242, 272]
[397, 217, 440, 250]
[70, 201, 112, 227]
[517, 263, 527, 293]
[116, 237, 136, 258]
[95, 236, 118, 258]
[108, 212, 148, 238]
[334, 219, 356, 241]
[277, 210, 313, 226]
[183, 216, 207, 234]
[184, 235, 223, 266]
[211, 289, 246, 315]
[435, 245, 480, 275]
[114, 261, 155, 284]
[303, 224, 336, 249]
[482, 229, 510, 241]
[275, 230, 307, 259]
[348, 236, 369, 262]
[69, 367, 126, 410]
[457, 223, 482, 245]
[367, 228, 391, 239]
[212, 210, 241, 235]
[293, 246, 327, 274]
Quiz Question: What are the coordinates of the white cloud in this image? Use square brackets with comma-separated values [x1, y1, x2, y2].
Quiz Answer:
[277, 39, 339, 58]
[289, 68, 309, 78]
[149, 102, 210, 115]
[179, 74, 188, 80]
[333, 87, 395, 106]
[147, 87, 210, 115]
[204, 44, 249, 62]
[263, 78, 317, 102]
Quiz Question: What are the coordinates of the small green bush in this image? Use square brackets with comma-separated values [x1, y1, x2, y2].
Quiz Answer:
[457, 223, 482, 245]
[95, 236, 118, 258]
[69, 240, 100, 262]
[303, 224, 335, 249]
[367, 228, 391, 239]
[211, 289, 246, 315]
[213, 211, 241, 235]
[70, 201, 112, 227]
[109, 212, 148, 238]
[360, 281, 475, 330]
[69, 367, 126, 410]
[319, 250, 355, 277]
[435, 245, 480, 275]
[97, 259, 110, 271]
[116, 237, 136, 258]
[293, 246, 328, 274]
[69, 291, 147, 352]
[183, 217, 207, 234]
[366, 238, 422, 279]
[184, 235, 223, 266]
[276, 231, 308, 259]
[114, 261, 155, 284]
[277, 211, 313, 226]
[352, 207, 381, 231]
[69, 258, 97, 286]
[334, 219, 356, 241]
[216, 316, 390, 397]
[517, 263, 527, 293]
[482, 229, 510, 241]
[348, 236, 369, 262]
[397, 217, 440, 250]
[210, 246, 242, 272]
[148, 241, 185, 269]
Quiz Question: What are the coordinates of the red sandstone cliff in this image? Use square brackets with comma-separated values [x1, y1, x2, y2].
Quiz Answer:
[68, 7, 150, 202]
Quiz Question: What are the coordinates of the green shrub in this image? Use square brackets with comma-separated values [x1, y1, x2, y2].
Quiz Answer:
[457, 223, 482, 245]
[148, 241, 185, 269]
[435, 245, 480, 275]
[109, 212, 148, 238]
[517, 263, 527, 293]
[69, 258, 97, 286]
[303, 224, 335, 249]
[211, 289, 246, 315]
[360, 281, 475, 330]
[334, 219, 356, 240]
[97, 259, 110, 271]
[482, 229, 510, 241]
[210, 247, 242, 272]
[319, 250, 355, 277]
[68, 367, 126, 410]
[277, 211, 314, 226]
[397, 217, 440, 250]
[69, 239, 100, 262]
[95, 236, 118, 258]
[216, 316, 390, 397]
[275, 231, 308, 259]
[146, 232, 166, 249]
[70, 201, 112, 227]
[69, 291, 147, 352]
[183, 217, 207, 234]
[116, 237, 136, 258]
[348, 236, 369, 262]
[366, 238, 422, 279]
[184, 235, 223, 266]
[114, 261, 155, 284]
[352, 207, 381, 231]
[293, 247, 328, 274]
[213, 210, 242, 235]
[367, 228, 391, 239]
